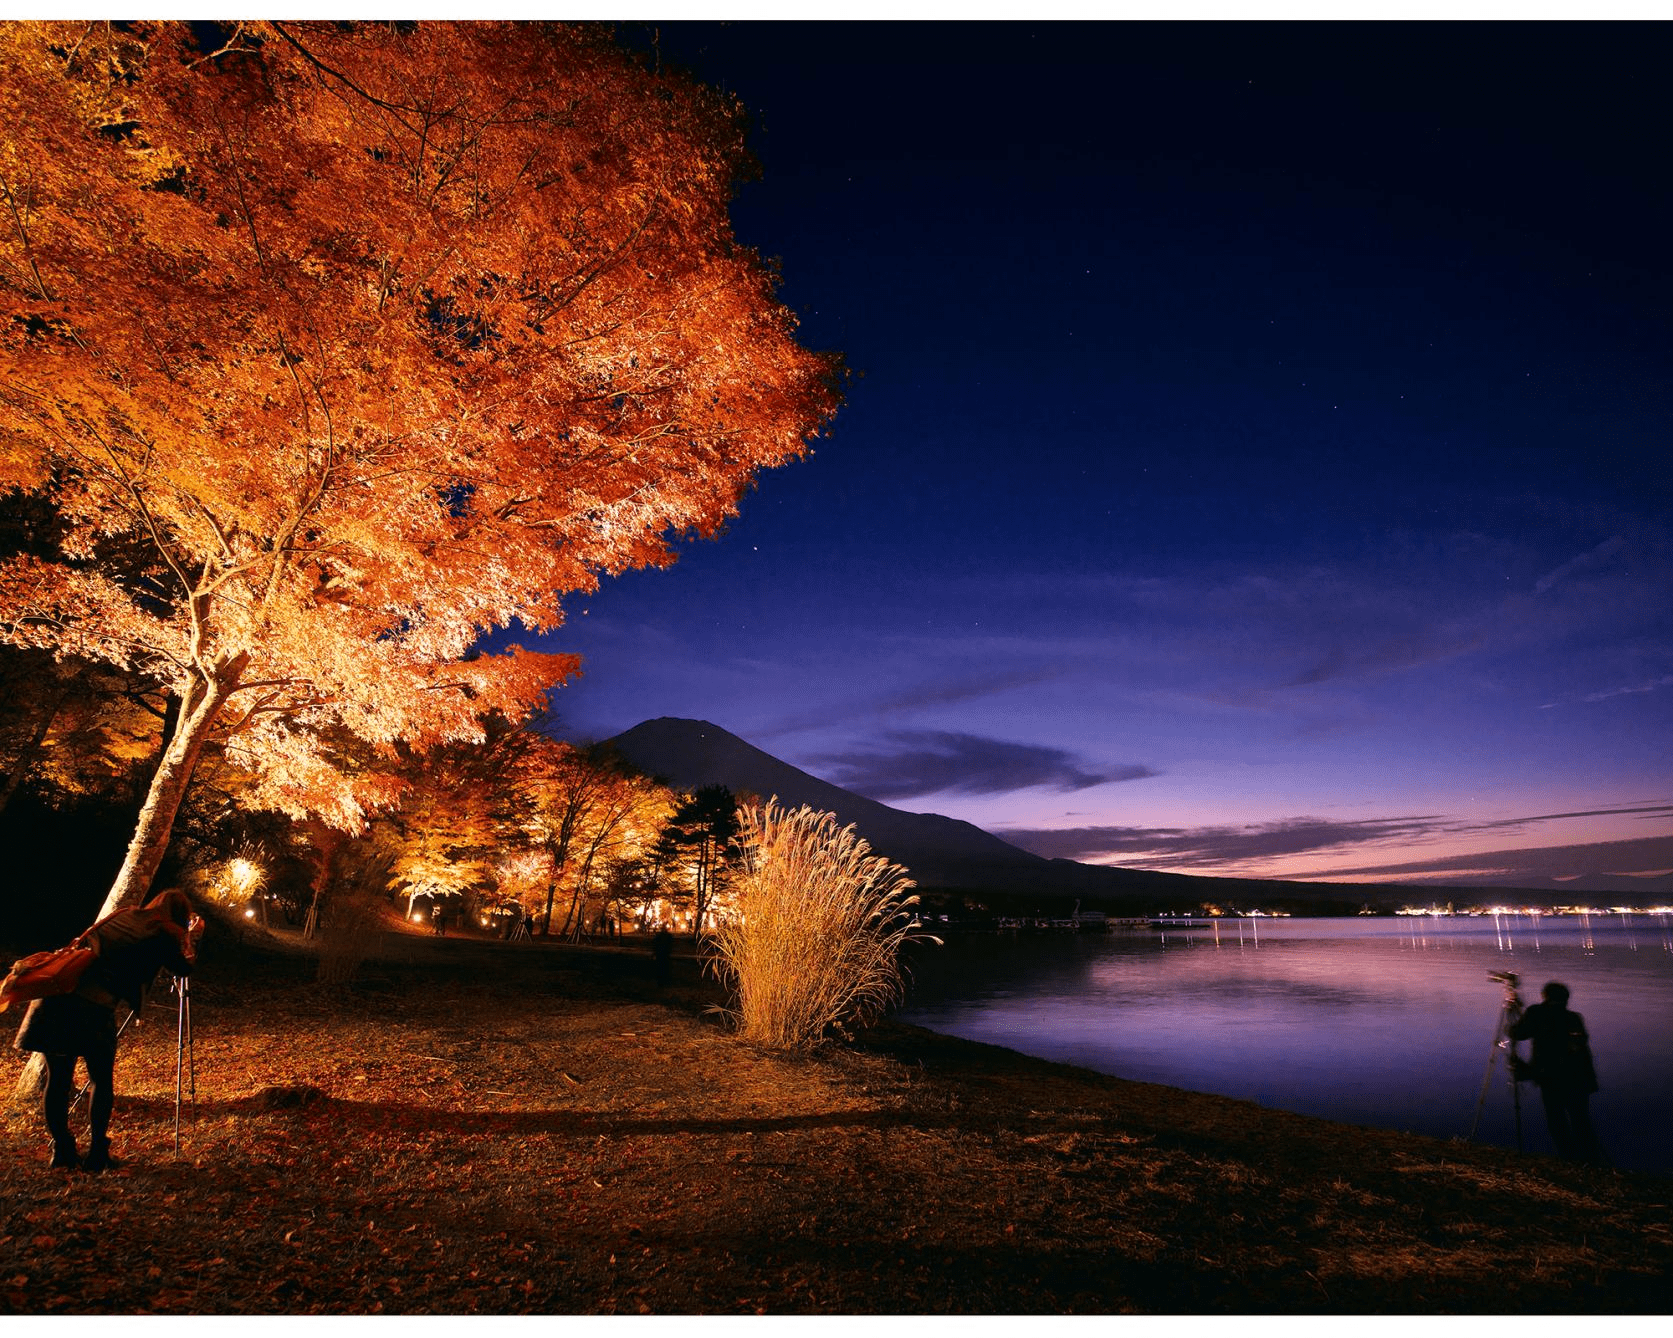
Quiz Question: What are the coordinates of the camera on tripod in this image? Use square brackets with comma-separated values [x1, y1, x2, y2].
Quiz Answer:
[1472, 970, 1529, 1147]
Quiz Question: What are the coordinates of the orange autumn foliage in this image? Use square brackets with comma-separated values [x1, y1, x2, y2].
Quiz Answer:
[0, 21, 840, 914]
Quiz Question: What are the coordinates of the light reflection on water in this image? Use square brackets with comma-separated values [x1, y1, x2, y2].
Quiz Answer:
[896, 915, 1673, 1173]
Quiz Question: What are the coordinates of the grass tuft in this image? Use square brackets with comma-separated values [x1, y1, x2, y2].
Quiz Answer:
[705, 801, 938, 1049]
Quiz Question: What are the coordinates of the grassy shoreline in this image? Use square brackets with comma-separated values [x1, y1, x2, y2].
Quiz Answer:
[3, 928, 1670, 1314]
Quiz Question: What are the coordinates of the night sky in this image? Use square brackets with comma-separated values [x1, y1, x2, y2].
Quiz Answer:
[536, 18, 1671, 891]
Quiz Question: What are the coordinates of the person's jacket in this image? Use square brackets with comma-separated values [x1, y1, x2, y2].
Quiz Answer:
[1509, 1002, 1599, 1094]
[74, 905, 196, 1013]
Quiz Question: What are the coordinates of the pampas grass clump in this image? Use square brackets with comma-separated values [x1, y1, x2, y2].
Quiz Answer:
[706, 800, 937, 1049]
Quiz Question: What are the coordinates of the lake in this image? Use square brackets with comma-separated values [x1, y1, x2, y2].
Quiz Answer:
[896, 913, 1673, 1174]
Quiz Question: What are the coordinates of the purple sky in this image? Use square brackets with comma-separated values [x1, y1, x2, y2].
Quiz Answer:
[527, 19, 1672, 891]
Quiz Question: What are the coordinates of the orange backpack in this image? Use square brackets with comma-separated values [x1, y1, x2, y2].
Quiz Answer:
[0, 913, 111, 1011]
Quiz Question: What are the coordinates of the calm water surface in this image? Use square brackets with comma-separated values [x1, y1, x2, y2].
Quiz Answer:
[897, 915, 1673, 1173]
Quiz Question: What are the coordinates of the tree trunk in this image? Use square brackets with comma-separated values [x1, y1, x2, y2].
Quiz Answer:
[97, 654, 248, 918]
[565, 842, 608, 943]
[304, 828, 340, 942]
[560, 881, 585, 941]
[302, 826, 334, 943]
[540, 834, 574, 937]
[691, 838, 713, 939]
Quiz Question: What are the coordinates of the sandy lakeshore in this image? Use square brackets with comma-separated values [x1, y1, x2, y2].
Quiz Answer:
[2, 929, 1670, 1315]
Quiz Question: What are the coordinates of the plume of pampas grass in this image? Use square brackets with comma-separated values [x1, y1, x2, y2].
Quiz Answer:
[706, 800, 938, 1049]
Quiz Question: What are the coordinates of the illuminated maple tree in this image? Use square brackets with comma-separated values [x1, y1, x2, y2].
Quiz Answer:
[551, 763, 671, 941]
[1, 489, 167, 815]
[509, 736, 652, 937]
[381, 728, 518, 922]
[0, 21, 840, 916]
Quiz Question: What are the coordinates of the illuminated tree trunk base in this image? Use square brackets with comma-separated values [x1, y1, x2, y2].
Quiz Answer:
[12, 1058, 45, 1106]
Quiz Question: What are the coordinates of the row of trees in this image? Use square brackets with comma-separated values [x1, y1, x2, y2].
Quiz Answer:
[368, 724, 745, 941]
[6, 633, 939, 1048]
[0, 21, 839, 927]
[1, 642, 746, 943]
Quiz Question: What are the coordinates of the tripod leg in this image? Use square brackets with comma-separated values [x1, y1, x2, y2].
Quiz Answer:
[174, 978, 185, 1153]
[1470, 1009, 1507, 1139]
[1509, 1041, 1523, 1152]
[185, 981, 195, 1114]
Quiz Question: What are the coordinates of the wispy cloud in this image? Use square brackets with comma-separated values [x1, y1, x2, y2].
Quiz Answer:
[1539, 674, 1673, 711]
[759, 668, 1061, 739]
[998, 803, 1673, 873]
[1533, 535, 1625, 595]
[1279, 628, 1482, 689]
[817, 730, 1159, 802]
[1583, 674, 1673, 704]
[1292, 834, 1673, 886]
[1469, 802, 1673, 829]
[997, 815, 1447, 865]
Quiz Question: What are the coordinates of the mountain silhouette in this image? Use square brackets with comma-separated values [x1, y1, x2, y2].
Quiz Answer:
[604, 717, 1052, 890]
[602, 718, 1359, 909]
[601, 718, 1666, 911]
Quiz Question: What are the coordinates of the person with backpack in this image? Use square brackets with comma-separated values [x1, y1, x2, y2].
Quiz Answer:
[1508, 980, 1605, 1164]
[12, 888, 202, 1172]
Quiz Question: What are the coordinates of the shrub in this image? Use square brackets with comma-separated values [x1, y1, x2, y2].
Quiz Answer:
[705, 801, 937, 1048]
[314, 891, 383, 987]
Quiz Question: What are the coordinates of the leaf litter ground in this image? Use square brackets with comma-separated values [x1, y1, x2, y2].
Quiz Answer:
[2, 929, 1670, 1314]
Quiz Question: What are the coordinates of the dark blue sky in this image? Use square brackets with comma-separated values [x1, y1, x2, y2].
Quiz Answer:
[538, 19, 1672, 891]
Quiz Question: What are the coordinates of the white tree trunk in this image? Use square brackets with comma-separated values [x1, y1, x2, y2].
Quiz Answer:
[98, 653, 249, 916]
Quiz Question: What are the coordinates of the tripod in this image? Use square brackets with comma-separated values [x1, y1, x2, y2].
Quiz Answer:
[1470, 971, 1524, 1150]
[65, 974, 194, 1154]
[173, 973, 196, 1152]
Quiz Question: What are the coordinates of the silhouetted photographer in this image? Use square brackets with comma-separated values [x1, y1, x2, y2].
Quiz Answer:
[1508, 980, 1606, 1165]
[13, 888, 203, 1171]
